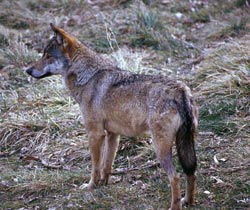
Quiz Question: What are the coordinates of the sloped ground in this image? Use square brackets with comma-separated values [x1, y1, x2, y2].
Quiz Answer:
[0, 0, 249, 209]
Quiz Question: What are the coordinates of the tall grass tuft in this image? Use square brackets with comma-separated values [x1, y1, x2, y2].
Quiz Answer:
[1, 38, 39, 68]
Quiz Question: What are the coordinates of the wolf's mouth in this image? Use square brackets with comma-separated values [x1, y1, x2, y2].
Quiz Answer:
[26, 67, 52, 79]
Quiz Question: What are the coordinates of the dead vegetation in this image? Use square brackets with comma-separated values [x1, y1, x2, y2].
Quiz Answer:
[0, 0, 249, 209]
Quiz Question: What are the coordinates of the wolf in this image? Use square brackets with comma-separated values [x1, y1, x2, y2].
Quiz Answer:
[26, 24, 198, 210]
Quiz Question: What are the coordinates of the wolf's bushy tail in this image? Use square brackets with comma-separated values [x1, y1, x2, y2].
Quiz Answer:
[176, 89, 197, 176]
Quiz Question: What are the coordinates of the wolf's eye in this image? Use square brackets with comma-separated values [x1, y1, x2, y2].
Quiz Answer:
[47, 45, 63, 59]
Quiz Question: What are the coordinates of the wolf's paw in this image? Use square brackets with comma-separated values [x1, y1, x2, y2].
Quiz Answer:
[181, 197, 187, 206]
[168, 203, 182, 210]
[181, 197, 195, 206]
[79, 183, 94, 190]
[168, 206, 181, 210]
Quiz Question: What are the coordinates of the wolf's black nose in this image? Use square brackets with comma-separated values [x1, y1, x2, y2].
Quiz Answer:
[26, 67, 34, 75]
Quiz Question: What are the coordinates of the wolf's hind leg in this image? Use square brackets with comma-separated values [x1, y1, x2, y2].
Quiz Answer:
[151, 130, 181, 209]
[101, 132, 120, 185]
[161, 149, 182, 210]
[150, 115, 182, 210]
[181, 174, 196, 206]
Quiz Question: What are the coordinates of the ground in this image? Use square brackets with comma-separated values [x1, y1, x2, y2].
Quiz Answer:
[0, 0, 249, 209]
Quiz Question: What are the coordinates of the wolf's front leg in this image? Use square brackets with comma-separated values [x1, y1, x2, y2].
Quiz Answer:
[101, 132, 120, 185]
[80, 130, 106, 190]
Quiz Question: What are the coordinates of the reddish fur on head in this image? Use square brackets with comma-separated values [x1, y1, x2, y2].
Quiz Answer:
[50, 23, 81, 60]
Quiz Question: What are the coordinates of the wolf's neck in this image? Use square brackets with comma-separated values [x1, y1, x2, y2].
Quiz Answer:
[67, 42, 92, 62]
[64, 48, 114, 103]
[66, 45, 114, 86]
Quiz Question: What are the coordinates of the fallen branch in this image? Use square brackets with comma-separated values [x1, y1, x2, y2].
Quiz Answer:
[21, 154, 62, 169]
[41, 159, 62, 169]
[200, 164, 249, 174]
[220, 165, 249, 173]
[0, 152, 10, 157]
[112, 161, 159, 175]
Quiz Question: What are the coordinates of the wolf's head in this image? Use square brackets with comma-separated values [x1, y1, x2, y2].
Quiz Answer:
[26, 24, 80, 79]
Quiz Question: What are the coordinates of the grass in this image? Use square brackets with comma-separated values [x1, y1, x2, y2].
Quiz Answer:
[194, 36, 250, 136]
[128, 4, 163, 50]
[0, 0, 250, 209]
[189, 8, 210, 23]
[236, 0, 250, 7]
[129, 2, 195, 58]
[1, 39, 39, 67]
[209, 17, 249, 40]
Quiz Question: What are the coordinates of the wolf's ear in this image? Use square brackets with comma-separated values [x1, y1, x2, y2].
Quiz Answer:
[50, 23, 80, 50]
[50, 23, 64, 45]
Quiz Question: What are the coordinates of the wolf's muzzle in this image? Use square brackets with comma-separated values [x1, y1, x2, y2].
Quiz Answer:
[26, 67, 52, 79]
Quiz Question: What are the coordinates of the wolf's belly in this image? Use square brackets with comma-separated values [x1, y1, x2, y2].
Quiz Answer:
[104, 118, 149, 137]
